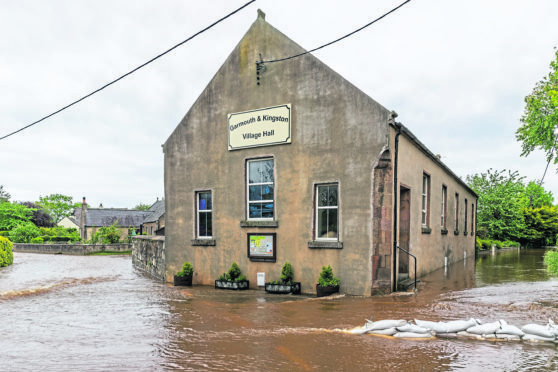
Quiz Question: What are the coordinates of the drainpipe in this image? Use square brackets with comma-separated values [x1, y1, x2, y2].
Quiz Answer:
[391, 117, 402, 293]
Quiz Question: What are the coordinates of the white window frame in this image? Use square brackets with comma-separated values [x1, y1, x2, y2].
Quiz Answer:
[421, 173, 430, 227]
[197, 191, 212, 239]
[316, 183, 339, 240]
[246, 158, 274, 220]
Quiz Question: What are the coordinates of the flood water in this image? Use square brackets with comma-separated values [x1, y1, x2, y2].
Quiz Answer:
[1, 249, 557, 371]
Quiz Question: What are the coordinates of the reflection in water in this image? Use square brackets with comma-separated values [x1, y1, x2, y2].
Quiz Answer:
[0, 250, 557, 371]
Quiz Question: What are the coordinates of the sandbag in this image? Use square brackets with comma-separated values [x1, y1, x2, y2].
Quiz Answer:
[456, 331, 485, 340]
[491, 333, 521, 341]
[396, 323, 430, 334]
[367, 319, 407, 331]
[466, 321, 501, 335]
[394, 332, 434, 339]
[521, 324, 555, 339]
[415, 318, 478, 333]
[522, 334, 555, 343]
[547, 319, 558, 337]
[368, 327, 397, 336]
[442, 318, 479, 333]
[496, 320, 524, 337]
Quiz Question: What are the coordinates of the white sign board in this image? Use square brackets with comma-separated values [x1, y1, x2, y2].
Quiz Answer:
[228, 104, 291, 151]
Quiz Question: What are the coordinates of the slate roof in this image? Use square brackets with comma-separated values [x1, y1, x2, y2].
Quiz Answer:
[142, 199, 165, 223]
[74, 208, 150, 228]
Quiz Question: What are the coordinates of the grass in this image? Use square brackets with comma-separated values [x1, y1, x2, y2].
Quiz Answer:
[87, 250, 132, 256]
[543, 249, 558, 275]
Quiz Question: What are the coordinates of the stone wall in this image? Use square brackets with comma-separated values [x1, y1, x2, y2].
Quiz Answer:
[131, 236, 166, 281]
[13, 243, 132, 255]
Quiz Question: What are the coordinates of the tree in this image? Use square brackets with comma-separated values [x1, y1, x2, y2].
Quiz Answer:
[0, 202, 34, 231]
[20, 201, 55, 228]
[134, 203, 151, 211]
[37, 194, 74, 223]
[516, 48, 558, 166]
[0, 185, 10, 203]
[522, 205, 558, 247]
[466, 169, 528, 241]
[524, 181, 554, 208]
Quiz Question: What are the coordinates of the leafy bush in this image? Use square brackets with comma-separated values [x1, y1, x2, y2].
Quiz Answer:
[228, 262, 242, 281]
[9, 223, 40, 243]
[544, 249, 558, 275]
[90, 222, 121, 244]
[502, 240, 520, 248]
[30, 236, 44, 244]
[317, 265, 340, 287]
[0, 202, 34, 231]
[176, 261, 194, 277]
[280, 261, 294, 284]
[218, 262, 245, 282]
[0, 236, 13, 267]
[479, 239, 492, 250]
[0, 231, 9, 238]
[493, 240, 503, 249]
[475, 238, 482, 250]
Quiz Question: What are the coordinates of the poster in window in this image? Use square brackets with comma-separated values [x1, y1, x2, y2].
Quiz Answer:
[247, 233, 276, 262]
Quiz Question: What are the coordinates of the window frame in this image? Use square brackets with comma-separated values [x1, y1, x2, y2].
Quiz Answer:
[471, 203, 475, 235]
[246, 158, 275, 221]
[464, 198, 468, 234]
[421, 173, 431, 227]
[196, 190, 213, 239]
[441, 185, 447, 229]
[315, 183, 340, 241]
[454, 192, 460, 232]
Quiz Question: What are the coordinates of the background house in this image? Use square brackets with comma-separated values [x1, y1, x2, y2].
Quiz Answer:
[73, 197, 151, 242]
[140, 199, 165, 236]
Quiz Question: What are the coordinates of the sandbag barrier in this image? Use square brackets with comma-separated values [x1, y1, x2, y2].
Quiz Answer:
[348, 317, 558, 344]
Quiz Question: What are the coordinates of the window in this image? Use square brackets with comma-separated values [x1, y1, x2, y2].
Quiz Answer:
[441, 185, 447, 229]
[197, 191, 212, 238]
[247, 159, 274, 219]
[421, 173, 430, 227]
[316, 184, 339, 239]
[455, 193, 460, 231]
[464, 198, 468, 234]
[471, 203, 475, 235]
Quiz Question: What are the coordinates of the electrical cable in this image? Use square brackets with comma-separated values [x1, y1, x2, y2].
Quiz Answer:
[260, 0, 411, 65]
[0, 0, 256, 142]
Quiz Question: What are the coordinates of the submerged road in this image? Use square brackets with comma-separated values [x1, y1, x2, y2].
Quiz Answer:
[0, 249, 557, 371]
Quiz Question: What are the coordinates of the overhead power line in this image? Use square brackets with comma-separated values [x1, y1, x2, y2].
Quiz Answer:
[259, 0, 412, 65]
[0, 0, 256, 142]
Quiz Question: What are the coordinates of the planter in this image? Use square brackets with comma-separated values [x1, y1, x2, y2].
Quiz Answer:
[264, 282, 301, 295]
[316, 284, 339, 297]
[215, 279, 250, 290]
[174, 274, 193, 286]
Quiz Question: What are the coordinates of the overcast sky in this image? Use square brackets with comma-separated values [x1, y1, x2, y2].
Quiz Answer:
[1, 0, 557, 208]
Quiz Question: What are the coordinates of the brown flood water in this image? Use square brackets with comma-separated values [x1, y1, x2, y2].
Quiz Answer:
[1, 249, 557, 371]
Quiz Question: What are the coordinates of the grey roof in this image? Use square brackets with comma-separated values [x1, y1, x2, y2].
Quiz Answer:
[142, 200, 165, 224]
[74, 208, 150, 228]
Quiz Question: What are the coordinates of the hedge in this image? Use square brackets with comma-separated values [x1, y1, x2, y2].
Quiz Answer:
[0, 236, 13, 267]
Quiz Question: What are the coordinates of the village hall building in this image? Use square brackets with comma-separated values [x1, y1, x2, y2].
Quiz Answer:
[162, 10, 477, 296]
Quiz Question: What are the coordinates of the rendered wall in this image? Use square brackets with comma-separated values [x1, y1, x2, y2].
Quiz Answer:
[163, 15, 390, 295]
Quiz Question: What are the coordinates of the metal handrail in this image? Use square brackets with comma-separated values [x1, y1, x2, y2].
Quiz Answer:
[397, 245, 417, 291]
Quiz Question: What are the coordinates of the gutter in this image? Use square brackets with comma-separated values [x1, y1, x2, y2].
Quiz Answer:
[391, 114, 402, 293]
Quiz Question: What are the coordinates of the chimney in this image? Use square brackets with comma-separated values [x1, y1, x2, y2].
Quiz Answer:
[81, 197, 87, 240]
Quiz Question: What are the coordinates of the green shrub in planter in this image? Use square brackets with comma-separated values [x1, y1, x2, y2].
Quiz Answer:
[228, 262, 242, 281]
[0, 236, 13, 267]
[280, 261, 294, 285]
[176, 261, 194, 277]
[174, 261, 194, 286]
[318, 265, 340, 287]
